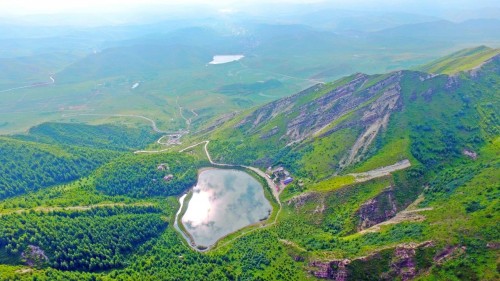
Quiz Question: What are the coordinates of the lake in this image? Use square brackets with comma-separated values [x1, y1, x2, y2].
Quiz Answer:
[181, 168, 272, 249]
[208, 55, 244, 64]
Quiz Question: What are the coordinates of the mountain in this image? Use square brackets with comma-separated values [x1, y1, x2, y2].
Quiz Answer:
[2, 19, 500, 137]
[204, 47, 498, 176]
[57, 44, 212, 83]
[375, 19, 500, 41]
[187, 46, 499, 278]
[295, 10, 440, 32]
[0, 47, 498, 280]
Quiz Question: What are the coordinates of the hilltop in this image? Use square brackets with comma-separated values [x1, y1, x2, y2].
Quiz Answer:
[417, 45, 500, 74]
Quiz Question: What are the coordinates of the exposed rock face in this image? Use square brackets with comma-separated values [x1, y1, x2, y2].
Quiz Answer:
[445, 75, 459, 89]
[310, 260, 333, 279]
[463, 149, 478, 160]
[22, 245, 48, 268]
[235, 84, 325, 131]
[390, 244, 418, 281]
[339, 78, 402, 168]
[260, 126, 279, 139]
[309, 260, 350, 280]
[486, 242, 500, 249]
[287, 192, 318, 209]
[235, 71, 404, 155]
[433, 245, 466, 264]
[309, 241, 434, 280]
[196, 111, 238, 134]
[283, 74, 370, 144]
[469, 53, 500, 78]
[356, 186, 398, 231]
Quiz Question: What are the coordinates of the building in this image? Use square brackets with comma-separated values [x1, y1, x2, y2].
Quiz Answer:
[163, 174, 174, 181]
[282, 177, 293, 185]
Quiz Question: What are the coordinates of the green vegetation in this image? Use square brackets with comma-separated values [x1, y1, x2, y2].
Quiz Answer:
[0, 137, 119, 200]
[94, 153, 206, 198]
[351, 137, 411, 173]
[217, 79, 283, 96]
[0, 206, 166, 271]
[0, 178, 141, 213]
[0, 47, 499, 280]
[308, 175, 356, 192]
[417, 46, 500, 75]
[15, 122, 161, 151]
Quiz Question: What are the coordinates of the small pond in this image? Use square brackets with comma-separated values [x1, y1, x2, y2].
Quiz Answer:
[208, 55, 244, 64]
[180, 168, 271, 249]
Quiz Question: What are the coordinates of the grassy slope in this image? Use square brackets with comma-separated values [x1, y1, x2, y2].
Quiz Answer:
[416, 46, 500, 75]
[203, 47, 499, 279]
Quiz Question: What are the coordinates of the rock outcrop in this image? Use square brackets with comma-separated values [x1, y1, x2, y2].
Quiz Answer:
[356, 186, 398, 231]
[22, 245, 48, 268]
[389, 243, 424, 281]
[339, 76, 402, 168]
[309, 241, 434, 280]
[309, 260, 349, 280]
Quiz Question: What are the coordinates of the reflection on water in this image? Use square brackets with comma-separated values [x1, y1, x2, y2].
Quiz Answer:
[182, 169, 271, 247]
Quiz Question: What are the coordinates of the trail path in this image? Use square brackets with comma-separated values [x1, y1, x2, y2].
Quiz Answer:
[349, 159, 411, 182]
[61, 113, 189, 148]
[175, 96, 198, 131]
[0, 202, 153, 217]
[358, 195, 433, 234]
[62, 113, 171, 133]
[0, 76, 55, 93]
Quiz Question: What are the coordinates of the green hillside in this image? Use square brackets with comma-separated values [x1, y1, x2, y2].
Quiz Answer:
[0, 48, 498, 280]
[14, 122, 161, 151]
[204, 51, 498, 183]
[0, 137, 119, 200]
[417, 45, 500, 74]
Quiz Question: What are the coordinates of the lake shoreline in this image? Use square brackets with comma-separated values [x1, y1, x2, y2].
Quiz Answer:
[174, 167, 272, 251]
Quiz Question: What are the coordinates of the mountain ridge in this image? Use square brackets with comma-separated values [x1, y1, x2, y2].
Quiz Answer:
[0, 46, 498, 280]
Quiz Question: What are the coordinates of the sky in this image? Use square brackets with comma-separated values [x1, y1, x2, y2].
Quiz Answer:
[1, 0, 499, 15]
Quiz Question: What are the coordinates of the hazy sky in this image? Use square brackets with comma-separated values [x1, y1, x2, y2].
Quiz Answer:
[1, 0, 499, 15]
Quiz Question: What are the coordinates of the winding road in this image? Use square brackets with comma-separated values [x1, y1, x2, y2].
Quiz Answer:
[61, 113, 189, 149]
[0, 202, 153, 217]
[174, 140, 284, 251]
[0, 76, 55, 93]
[62, 113, 172, 133]
[180, 140, 282, 204]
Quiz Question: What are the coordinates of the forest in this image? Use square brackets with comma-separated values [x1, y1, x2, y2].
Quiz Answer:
[0, 48, 498, 280]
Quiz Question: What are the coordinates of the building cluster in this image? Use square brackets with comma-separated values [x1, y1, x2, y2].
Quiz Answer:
[157, 163, 174, 182]
[266, 166, 294, 190]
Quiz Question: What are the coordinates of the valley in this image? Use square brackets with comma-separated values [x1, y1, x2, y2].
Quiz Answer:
[0, 2, 499, 280]
[0, 46, 497, 280]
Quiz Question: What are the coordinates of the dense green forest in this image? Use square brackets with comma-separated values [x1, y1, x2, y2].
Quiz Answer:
[0, 206, 165, 271]
[14, 122, 161, 151]
[0, 138, 119, 200]
[94, 153, 206, 198]
[0, 123, 164, 200]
